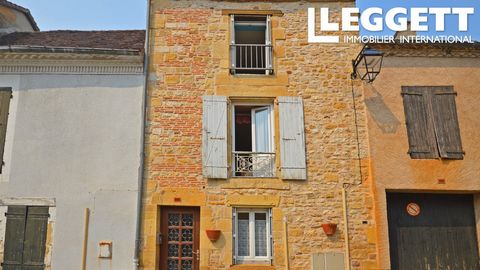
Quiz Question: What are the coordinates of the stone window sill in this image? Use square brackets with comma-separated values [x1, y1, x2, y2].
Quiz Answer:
[220, 178, 290, 190]
[230, 265, 275, 270]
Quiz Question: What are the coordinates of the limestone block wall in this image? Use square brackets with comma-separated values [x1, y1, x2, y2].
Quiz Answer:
[142, 1, 377, 269]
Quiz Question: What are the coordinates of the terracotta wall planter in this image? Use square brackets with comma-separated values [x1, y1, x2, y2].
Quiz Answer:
[321, 223, 337, 236]
[205, 229, 221, 242]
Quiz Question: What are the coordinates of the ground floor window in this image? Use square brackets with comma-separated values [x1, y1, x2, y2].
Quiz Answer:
[2, 206, 49, 269]
[233, 208, 272, 264]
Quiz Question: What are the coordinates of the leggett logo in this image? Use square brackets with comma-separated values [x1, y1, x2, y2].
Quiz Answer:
[308, 7, 475, 44]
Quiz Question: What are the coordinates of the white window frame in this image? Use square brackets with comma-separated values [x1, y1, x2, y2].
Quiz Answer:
[232, 103, 275, 153]
[230, 15, 273, 75]
[232, 103, 276, 178]
[233, 208, 273, 264]
[251, 106, 274, 153]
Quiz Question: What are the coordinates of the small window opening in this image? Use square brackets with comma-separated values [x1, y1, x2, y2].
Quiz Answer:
[230, 15, 272, 75]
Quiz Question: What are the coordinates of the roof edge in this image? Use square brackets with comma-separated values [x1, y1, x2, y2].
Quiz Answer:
[369, 42, 480, 58]
[369, 42, 480, 48]
[0, 45, 142, 56]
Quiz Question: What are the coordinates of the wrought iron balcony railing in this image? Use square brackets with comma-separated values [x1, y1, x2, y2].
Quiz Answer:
[230, 44, 273, 74]
[233, 151, 275, 177]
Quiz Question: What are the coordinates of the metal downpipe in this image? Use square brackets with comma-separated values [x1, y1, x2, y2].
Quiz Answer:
[133, 0, 151, 268]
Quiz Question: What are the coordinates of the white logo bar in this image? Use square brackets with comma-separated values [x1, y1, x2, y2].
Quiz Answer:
[308, 7, 475, 44]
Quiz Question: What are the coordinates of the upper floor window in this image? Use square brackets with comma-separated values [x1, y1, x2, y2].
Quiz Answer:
[230, 15, 273, 75]
[401, 86, 464, 159]
[233, 104, 275, 177]
[202, 96, 307, 180]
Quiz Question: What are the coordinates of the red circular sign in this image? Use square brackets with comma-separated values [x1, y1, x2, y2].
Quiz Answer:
[406, 202, 421, 216]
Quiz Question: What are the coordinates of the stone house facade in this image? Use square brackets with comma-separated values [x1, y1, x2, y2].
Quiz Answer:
[141, 1, 378, 269]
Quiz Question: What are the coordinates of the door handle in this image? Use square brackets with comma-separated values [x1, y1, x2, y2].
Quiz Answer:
[157, 233, 163, 245]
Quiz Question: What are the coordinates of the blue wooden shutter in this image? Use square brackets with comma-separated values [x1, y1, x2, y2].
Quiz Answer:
[202, 96, 228, 179]
[278, 97, 307, 180]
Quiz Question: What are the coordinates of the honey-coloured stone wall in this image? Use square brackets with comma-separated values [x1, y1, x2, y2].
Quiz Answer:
[141, 1, 378, 269]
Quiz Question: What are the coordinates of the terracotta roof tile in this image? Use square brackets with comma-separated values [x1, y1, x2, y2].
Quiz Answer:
[0, 30, 146, 52]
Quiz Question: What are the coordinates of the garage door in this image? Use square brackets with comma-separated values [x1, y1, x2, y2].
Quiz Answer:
[387, 193, 480, 270]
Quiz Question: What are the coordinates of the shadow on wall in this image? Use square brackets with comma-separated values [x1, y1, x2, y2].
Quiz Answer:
[364, 84, 401, 134]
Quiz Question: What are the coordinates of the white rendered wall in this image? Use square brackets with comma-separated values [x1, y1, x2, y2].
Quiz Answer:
[0, 73, 143, 270]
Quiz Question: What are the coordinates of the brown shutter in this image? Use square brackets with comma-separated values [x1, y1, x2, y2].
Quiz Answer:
[0, 88, 12, 172]
[430, 86, 464, 159]
[401, 87, 438, 159]
[2, 206, 27, 269]
[2, 206, 49, 270]
[22, 207, 49, 269]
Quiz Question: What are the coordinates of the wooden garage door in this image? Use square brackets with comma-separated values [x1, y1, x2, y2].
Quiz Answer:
[387, 193, 480, 270]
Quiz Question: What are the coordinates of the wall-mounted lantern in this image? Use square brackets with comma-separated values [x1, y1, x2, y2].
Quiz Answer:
[351, 45, 384, 83]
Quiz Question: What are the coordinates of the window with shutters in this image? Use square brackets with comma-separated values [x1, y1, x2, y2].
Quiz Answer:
[230, 15, 273, 75]
[233, 208, 272, 265]
[232, 103, 275, 177]
[2, 206, 49, 270]
[0, 87, 12, 173]
[402, 86, 464, 159]
[202, 96, 307, 180]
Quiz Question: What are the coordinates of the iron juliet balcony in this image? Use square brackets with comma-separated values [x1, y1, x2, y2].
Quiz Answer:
[233, 151, 276, 177]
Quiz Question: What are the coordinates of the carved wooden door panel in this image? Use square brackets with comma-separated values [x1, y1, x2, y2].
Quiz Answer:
[160, 207, 200, 270]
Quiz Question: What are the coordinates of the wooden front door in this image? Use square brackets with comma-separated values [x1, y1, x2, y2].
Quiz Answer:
[160, 207, 200, 270]
[387, 193, 480, 270]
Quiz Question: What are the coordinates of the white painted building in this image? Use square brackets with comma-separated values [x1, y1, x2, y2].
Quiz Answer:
[0, 4, 146, 269]
[0, 0, 38, 35]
